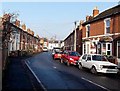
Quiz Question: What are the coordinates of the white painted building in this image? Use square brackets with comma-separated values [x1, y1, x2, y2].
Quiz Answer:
[48, 40, 64, 50]
[8, 26, 20, 55]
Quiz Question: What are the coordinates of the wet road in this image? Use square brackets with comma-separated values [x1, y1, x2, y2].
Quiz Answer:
[25, 51, 120, 90]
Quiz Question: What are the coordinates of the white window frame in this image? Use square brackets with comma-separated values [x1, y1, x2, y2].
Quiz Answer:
[86, 42, 90, 54]
[101, 43, 112, 55]
[86, 24, 90, 38]
[106, 43, 112, 55]
[104, 18, 111, 34]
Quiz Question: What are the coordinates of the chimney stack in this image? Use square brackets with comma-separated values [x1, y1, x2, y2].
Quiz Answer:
[15, 19, 20, 27]
[93, 7, 99, 17]
[86, 15, 90, 21]
[3, 14, 11, 22]
[31, 31, 34, 35]
[27, 28, 30, 33]
[80, 20, 84, 25]
[79, 20, 84, 30]
[21, 24, 26, 31]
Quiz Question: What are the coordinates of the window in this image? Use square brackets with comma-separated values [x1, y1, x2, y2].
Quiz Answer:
[104, 18, 110, 34]
[92, 55, 107, 61]
[69, 52, 80, 56]
[87, 55, 91, 61]
[102, 43, 112, 55]
[82, 54, 87, 60]
[86, 24, 90, 37]
[84, 44, 86, 54]
[106, 43, 112, 55]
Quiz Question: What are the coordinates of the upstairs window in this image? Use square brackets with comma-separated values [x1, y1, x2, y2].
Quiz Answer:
[104, 18, 110, 34]
[86, 24, 90, 37]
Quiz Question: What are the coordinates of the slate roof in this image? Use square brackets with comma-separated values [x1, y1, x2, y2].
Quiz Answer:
[82, 4, 120, 25]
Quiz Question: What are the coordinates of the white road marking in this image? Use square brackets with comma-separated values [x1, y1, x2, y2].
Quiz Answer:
[25, 61, 47, 91]
[53, 66, 57, 69]
[81, 77, 110, 91]
[27, 60, 30, 64]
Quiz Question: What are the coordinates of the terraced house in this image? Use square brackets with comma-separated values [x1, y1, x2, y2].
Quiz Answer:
[81, 5, 120, 64]
[2, 14, 41, 70]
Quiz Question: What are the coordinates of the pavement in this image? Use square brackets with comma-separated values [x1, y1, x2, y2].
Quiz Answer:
[2, 56, 44, 91]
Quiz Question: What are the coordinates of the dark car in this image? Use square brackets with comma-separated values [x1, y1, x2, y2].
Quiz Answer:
[61, 51, 81, 66]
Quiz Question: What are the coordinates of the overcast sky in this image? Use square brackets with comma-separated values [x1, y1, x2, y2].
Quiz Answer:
[2, 2, 118, 40]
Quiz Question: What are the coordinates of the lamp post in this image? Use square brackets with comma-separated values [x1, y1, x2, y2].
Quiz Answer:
[74, 21, 77, 51]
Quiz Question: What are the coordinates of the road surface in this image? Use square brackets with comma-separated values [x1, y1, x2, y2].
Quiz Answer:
[25, 51, 120, 91]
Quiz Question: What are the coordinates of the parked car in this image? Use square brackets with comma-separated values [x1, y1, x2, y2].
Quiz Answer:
[42, 47, 48, 52]
[53, 51, 62, 60]
[52, 47, 61, 56]
[61, 51, 81, 66]
[78, 54, 118, 74]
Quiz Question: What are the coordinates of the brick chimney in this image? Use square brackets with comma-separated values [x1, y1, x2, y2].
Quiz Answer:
[80, 20, 84, 25]
[0, 17, 3, 31]
[79, 20, 84, 30]
[31, 31, 34, 36]
[3, 14, 11, 22]
[15, 19, 20, 27]
[21, 24, 26, 31]
[86, 15, 90, 21]
[93, 7, 99, 17]
[27, 28, 30, 33]
[36, 35, 40, 38]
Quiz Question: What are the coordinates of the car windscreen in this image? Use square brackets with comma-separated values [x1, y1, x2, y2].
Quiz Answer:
[55, 51, 62, 54]
[69, 52, 80, 56]
[43, 47, 47, 49]
[92, 55, 107, 61]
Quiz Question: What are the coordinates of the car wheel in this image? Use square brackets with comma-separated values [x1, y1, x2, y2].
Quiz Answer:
[91, 66, 97, 74]
[53, 56, 55, 60]
[67, 60, 70, 66]
[78, 63, 82, 70]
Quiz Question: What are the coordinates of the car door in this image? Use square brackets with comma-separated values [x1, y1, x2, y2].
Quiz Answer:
[84, 54, 92, 69]
[81, 54, 87, 68]
[64, 52, 69, 62]
[62, 51, 68, 62]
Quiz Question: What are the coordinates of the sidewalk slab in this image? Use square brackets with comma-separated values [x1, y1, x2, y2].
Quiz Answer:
[2, 57, 34, 91]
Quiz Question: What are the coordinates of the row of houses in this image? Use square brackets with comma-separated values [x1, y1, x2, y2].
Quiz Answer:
[1, 14, 42, 70]
[64, 5, 120, 64]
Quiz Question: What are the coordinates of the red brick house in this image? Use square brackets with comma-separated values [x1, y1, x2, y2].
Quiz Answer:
[64, 25, 82, 54]
[64, 30, 74, 51]
[81, 5, 120, 64]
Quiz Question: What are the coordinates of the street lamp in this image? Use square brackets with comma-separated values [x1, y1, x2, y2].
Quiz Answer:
[74, 21, 77, 51]
[74, 21, 79, 51]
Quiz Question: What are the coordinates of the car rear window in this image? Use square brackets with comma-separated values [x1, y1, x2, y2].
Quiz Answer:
[69, 52, 80, 56]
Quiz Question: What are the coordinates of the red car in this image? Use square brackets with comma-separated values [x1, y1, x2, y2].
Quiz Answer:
[61, 51, 81, 66]
[53, 51, 62, 60]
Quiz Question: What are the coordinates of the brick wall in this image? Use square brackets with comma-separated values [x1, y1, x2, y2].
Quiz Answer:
[90, 20, 104, 36]
[82, 14, 120, 38]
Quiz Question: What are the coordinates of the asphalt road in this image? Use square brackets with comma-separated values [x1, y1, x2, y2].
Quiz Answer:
[25, 51, 120, 91]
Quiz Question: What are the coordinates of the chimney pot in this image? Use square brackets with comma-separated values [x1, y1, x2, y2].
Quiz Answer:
[93, 6, 99, 17]
[86, 15, 90, 21]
